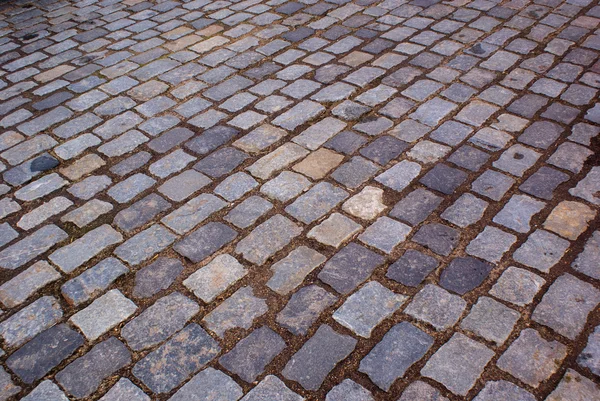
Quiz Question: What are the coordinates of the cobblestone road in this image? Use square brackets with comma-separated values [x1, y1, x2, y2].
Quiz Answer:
[0, 0, 599, 399]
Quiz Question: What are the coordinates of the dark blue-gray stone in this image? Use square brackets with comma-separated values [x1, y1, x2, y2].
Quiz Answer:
[359, 322, 433, 391]
[412, 223, 460, 256]
[440, 257, 494, 295]
[30, 155, 59, 172]
[7, 324, 84, 384]
[174, 222, 237, 263]
[387, 249, 439, 287]
[132, 257, 184, 299]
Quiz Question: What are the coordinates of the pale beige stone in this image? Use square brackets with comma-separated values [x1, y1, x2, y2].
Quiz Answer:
[342, 186, 386, 220]
[293, 148, 344, 179]
[307, 213, 362, 247]
[59, 154, 105, 180]
[340, 51, 373, 67]
[544, 201, 596, 240]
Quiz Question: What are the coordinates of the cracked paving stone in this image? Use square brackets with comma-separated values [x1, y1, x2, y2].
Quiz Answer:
[219, 326, 286, 383]
[497, 328, 567, 387]
[422, 333, 494, 396]
[203, 286, 268, 338]
[283, 324, 357, 391]
[359, 322, 433, 391]
[121, 292, 199, 351]
[133, 323, 220, 394]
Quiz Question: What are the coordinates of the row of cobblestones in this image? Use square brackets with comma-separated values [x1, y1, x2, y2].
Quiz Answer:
[0, 0, 598, 399]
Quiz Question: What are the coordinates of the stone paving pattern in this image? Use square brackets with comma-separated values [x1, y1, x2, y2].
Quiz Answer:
[0, 0, 599, 399]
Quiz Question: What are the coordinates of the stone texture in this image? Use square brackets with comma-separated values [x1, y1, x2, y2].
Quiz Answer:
[203, 287, 268, 337]
[236, 215, 302, 265]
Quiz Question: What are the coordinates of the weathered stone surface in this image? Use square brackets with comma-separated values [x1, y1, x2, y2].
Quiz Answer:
[283, 324, 357, 391]
[115, 224, 177, 265]
[121, 292, 199, 351]
[114, 194, 171, 233]
[0, 367, 20, 401]
[326, 379, 373, 401]
[169, 368, 243, 401]
[0, 295, 62, 347]
[473, 381, 536, 401]
[497, 328, 567, 387]
[99, 379, 149, 401]
[318, 242, 385, 294]
[133, 323, 220, 393]
[184, 254, 247, 302]
[512, 230, 570, 273]
[333, 281, 406, 338]
[544, 201, 596, 240]
[308, 213, 362, 248]
[285, 182, 349, 224]
[236, 215, 302, 265]
[56, 337, 131, 398]
[490, 266, 545, 307]
[342, 186, 386, 220]
[49, 224, 123, 273]
[61, 257, 128, 306]
[22, 380, 68, 401]
[387, 250, 439, 287]
[133, 257, 184, 299]
[405, 284, 466, 330]
[241, 375, 303, 401]
[398, 381, 449, 401]
[422, 333, 494, 396]
[220, 326, 286, 382]
[203, 286, 268, 337]
[70, 289, 137, 340]
[161, 194, 227, 234]
[360, 322, 433, 391]
[267, 246, 326, 295]
[7, 324, 84, 384]
[546, 369, 600, 401]
[440, 257, 493, 295]
[532, 274, 600, 340]
[573, 231, 600, 280]
[461, 297, 520, 345]
[578, 325, 600, 377]
[0, 224, 67, 270]
[0, 261, 60, 307]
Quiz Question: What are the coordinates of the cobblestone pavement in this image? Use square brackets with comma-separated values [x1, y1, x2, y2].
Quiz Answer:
[0, 0, 599, 399]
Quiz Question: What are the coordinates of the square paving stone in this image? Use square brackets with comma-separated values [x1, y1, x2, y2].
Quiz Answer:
[358, 217, 411, 253]
[0, 295, 62, 348]
[283, 324, 357, 391]
[490, 266, 545, 307]
[532, 274, 600, 340]
[512, 229, 570, 273]
[375, 160, 421, 192]
[332, 156, 380, 189]
[114, 194, 171, 233]
[174, 222, 238, 263]
[546, 369, 600, 401]
[544, 201, 596, 240]
[461, 296, 520, 345]
[277, 285, 337, 335]
[518, 121, 564, 149]
[419, 163, 468, 194]
[324, 130, 368, 155]
[132, 323, 220, 394]
[225, 196, 273, 229]
[293, 148, 344, 179]
[333, 281, 406, 338]
[219, 326, 286, 382]
[133, 257, 184, 299]
[169, 368, 243, 401]
[267, 246, 327, 295]
[307, 213, 362, 248]
[519, 166, 570, 201]
[398, 381, 449, 401]
[389, 188, 442, 226]
[184, 254, 247, 303]
[578, 325, 600, 377]
[318, 242, 385, 295]
[359, 135, 409, 165]
[466, 226, 517, 263]
[412, 223, 460, 256]
[440, 257, 494, 295]
[161, 194, 228, 234]
[359, 322, 433, 391]
[203, 287, 268, 337]
[441, 193, 488, 228]
[493, 144, 541, 177]
[447, 145, 490, 171]
[497, 328, 567, 387]
[158, 169, 212, 202]
[421, 333, 494, 396]
[386, 249, 439, 287]
[471, 170, 515, 201]
[405, 284, 467, 330]
[21, 380, 68, 401]
[326, 379, 373, 401]
[214, 172, 259, 202]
